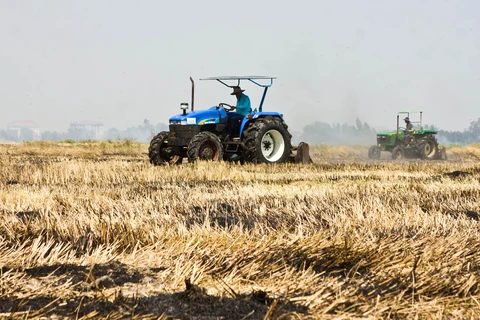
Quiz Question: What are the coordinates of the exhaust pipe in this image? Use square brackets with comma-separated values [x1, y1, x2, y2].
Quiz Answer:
[190, 76, 195, 112]
[396, 115, 399, 137]
[420, 111, 423, 131]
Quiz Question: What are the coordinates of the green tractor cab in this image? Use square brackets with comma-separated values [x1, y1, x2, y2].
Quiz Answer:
[368, 111, 447, 160]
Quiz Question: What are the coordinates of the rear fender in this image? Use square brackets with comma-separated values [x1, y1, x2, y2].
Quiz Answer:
[238, 112, 284, 136]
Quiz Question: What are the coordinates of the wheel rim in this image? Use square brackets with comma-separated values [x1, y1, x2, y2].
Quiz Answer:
[261, 129, 285, 162]
[160, 145, 180, 163]
[424, 142, 434, 156]
[198, 141, 219, 160]
[169, 155, 181, 164]
[395, 150, 403, 159]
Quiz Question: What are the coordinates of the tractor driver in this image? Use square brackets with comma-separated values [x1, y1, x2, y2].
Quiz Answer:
[224, 86, 251, 140]
[404, 117, 414, 145]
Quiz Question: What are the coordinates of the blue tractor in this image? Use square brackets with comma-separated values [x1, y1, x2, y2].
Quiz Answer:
[148, 76, 309, 165]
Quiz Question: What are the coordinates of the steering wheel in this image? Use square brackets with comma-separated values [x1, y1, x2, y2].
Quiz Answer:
[397, 127, 406, 130]
[217, 103, 234, 112]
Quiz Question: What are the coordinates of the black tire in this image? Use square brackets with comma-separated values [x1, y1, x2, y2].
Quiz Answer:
[416, 135, 439, 160]
[187, 132, 223, 162]
[368, 145, 381, 159]
[243, 117, 292, 163]
[148, 131, 183, 165]
[391, 146, 405, 160]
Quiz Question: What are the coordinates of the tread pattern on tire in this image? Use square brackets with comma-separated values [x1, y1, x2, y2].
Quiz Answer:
[242, 117, 292, 164]
[187, 131, 223, 163]
[391, 146, 404, 160]
[415, 135, 439, 160]
[148, 131, 182, 165]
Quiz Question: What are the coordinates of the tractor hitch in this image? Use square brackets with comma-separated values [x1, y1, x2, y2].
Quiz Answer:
[289, 142, 313, 164]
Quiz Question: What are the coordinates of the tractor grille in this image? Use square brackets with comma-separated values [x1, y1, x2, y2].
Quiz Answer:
[167, 125, 201, 147]
[377, 135, 388, 145]
[168, 124, 227, 147]
[169, 125, 201, 139]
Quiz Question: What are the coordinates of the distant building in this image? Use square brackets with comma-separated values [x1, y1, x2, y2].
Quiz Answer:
[7, 120, 41, 140]
[69, 121, 104, 139]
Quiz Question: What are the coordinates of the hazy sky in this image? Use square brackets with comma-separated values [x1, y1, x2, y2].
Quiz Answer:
[1, 0, 479, 133]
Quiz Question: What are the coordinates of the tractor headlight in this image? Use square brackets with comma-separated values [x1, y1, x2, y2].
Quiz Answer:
[180, 103, 189, 116]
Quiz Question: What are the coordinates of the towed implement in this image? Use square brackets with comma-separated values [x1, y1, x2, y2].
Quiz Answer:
[149, 76, 312, 165]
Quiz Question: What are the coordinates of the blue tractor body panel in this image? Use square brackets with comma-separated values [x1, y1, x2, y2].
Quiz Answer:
[169, 108, 284, 136]
[169, 107, 227, 125]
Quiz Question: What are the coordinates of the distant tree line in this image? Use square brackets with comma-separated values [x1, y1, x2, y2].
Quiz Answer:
[0, 122, 167, 143]
[101, 123, 168, 142]
[295, 118, 376, 145]
[429, 117, 480, 145]
[2, 117, 480, 146]
[0, 128, 35, 142]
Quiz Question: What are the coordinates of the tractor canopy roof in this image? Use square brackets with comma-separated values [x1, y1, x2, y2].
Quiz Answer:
[398, 110, 424, 125]
[398, 110, 422, 114]
[200, 76, 276, 88]
[398, 111, 423, 120]
[200, 76, 276, 112]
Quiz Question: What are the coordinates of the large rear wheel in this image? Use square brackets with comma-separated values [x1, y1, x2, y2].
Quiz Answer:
[148, 131, 183, 165]
[187, 132, 223, 162]
[416, 135, 439, 160]
[243, 118, 292, 163]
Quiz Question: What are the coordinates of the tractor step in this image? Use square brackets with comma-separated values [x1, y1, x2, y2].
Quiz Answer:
[289, 142, 313, 164]
[225, 141, 241, 153]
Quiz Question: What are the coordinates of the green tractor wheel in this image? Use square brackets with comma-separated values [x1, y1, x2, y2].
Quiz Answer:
[148, 131, 183, 165]
[391, 146, 405, 160]
[416, 135, 439, 160]
[368, 145, 381, 159]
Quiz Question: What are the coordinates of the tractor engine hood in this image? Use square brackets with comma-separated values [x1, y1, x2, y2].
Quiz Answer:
[169, 107, 226, 125]
[377, 131, 397, 136]
[377, 129, 437, 136]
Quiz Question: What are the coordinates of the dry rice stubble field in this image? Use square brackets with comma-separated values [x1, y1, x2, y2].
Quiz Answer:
[1, 141, 480, 319]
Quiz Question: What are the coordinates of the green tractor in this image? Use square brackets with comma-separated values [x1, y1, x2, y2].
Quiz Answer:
[368, 111, 447, 160]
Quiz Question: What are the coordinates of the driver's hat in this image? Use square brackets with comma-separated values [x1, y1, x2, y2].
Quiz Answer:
[404, 117, 410, 121]
[230, 86, 245, 95]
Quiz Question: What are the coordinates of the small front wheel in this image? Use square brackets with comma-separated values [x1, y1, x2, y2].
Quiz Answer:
[149, 131, 183, 165]
[187, 132, 223, 162]
[368, 145, 381, 160]
[391, 146, 405, 160]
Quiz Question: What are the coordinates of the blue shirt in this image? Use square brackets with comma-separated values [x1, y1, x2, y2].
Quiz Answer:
[236, 94, 251, 116]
